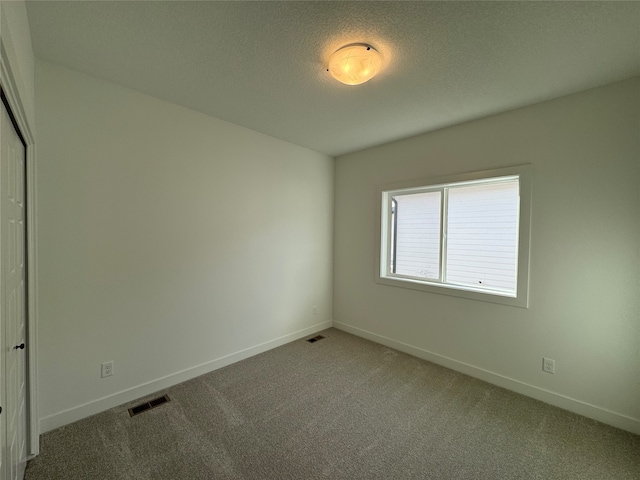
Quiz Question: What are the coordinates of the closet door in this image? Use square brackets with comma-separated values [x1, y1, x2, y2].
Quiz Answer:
[1, 95, 28, 480]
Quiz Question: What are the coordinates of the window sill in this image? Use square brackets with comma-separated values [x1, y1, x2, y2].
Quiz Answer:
[375, 274, 529, 308]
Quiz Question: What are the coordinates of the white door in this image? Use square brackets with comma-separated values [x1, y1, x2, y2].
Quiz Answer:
[1, 97, 28, 480]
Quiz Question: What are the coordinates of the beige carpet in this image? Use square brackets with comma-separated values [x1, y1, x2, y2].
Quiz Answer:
[25, 328, 640, 479]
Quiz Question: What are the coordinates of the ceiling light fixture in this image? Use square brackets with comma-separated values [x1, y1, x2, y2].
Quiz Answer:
[327, 43, 383, 86]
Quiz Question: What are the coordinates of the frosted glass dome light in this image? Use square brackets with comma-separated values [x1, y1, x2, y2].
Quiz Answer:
[328, 44, 383, 86]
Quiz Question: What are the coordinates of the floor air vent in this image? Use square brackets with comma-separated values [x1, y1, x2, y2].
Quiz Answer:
[128, 394, 171, 417]
[307, 335, 325, 343]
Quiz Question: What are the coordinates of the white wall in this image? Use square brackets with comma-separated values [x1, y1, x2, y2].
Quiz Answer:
[334, 78, 640, 434]
[36, 60, 334, 431]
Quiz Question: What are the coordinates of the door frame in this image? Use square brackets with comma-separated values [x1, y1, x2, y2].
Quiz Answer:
[0, 46, 39, 456]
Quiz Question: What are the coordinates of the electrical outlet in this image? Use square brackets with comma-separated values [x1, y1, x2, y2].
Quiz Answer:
[312, 305, 318, 316]
[101, 361, 114, 378]
[542, 357, 555, 374]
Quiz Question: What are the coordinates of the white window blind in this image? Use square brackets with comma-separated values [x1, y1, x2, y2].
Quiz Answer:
[393, 191, 441, 279]
[445, 180, 519, 293]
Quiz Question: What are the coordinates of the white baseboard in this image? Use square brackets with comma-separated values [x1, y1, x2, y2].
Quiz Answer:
[334, 321, 640, 436]
[39, 320, 332, 433]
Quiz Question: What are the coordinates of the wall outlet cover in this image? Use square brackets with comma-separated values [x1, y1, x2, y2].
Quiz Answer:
[101, 361, 114, 378]
[542, 357, 555, 374]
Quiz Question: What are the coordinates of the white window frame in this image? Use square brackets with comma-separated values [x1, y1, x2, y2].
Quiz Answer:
[376, 165, 531, 308]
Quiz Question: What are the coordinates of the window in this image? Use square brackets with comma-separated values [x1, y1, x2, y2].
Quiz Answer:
[377, 166, 531, 307]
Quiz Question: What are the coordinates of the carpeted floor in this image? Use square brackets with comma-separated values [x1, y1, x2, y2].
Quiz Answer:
[25, 328, 640, 479]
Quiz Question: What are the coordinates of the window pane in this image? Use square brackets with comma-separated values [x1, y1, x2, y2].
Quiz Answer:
[393, 191, 441, 279]
[446, 181, 519, 292]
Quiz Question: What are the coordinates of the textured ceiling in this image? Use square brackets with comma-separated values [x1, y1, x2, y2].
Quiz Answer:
[26, 1, 640, 156]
